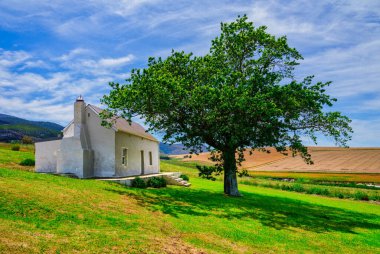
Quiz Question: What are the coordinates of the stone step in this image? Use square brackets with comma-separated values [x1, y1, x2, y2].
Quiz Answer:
[184, 183, 191, 187]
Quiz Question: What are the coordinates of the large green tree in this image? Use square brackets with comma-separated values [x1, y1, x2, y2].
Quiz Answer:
[101, 16, 352, 196]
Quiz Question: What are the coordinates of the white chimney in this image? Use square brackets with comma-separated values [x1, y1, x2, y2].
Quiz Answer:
[74, 95, 85, 124]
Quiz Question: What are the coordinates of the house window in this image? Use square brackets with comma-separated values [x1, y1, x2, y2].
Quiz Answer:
[149, 151, 153, 165]
[122, 148, 128, 166]
[88, 113, 90, 117]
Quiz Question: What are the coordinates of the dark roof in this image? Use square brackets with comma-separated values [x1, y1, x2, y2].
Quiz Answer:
[89, 105, 158, 142]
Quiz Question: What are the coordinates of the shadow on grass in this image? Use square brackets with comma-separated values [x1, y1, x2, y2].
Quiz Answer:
[107, 186, 380, 234]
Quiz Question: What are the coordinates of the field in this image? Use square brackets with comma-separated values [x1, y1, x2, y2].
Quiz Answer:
[1, 143, 380, 253]
[174, 147, 380, 173]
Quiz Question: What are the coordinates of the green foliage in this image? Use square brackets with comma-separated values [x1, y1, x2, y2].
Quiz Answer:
[196, 165, 222, 181]
[159, 153, 171, 160]
[180, 174, 190, 181]
[0, 124, 61, 142]
[237, 169, 250, 178]
[102, 15, 352, 196]
[11, 144, 20, 151]
[147, 177, 167, 188]
[131, 177, 147, 188]
[354, 191, 369, 201]
[19, 158, 35, 166]
[21, 135, 34, 144]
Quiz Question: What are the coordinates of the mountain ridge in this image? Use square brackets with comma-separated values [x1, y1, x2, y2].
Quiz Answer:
[0, 113, 64, 142]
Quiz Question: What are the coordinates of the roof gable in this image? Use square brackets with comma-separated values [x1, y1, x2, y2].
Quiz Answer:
[88, 104, 158, 142]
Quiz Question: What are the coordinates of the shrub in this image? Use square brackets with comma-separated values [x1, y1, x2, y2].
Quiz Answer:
[321, 188, 330, 196]
[337, 193, 345, 199]
[131, 177, 147, 188]
[20, 158, 35, 166]
[147, 177, 167, 188]
[11, 145, 20, 151]
[159, 154, 171, 160]
[307, 187, 322, 195]
[180, 174, 189, 181]
[354, 191, 369, 201]
[21, 135, 34, 144]
[292, 183, 305, 193]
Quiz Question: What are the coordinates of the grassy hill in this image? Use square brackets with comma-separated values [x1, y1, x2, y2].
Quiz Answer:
[0, 113, 63, 142]
[0, 143, 380, 253]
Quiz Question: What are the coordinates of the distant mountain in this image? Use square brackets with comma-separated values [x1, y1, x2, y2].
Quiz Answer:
[0, 113, 64, 142]
[159, 143, 208, 155]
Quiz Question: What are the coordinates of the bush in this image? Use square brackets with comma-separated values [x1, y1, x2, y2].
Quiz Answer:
[292, 183, 305, 193]
[11, 145, 20, 151]
[21, 135, 34, 144]
[20, 158, 35, 166]
[354, 191, 369, 201]
[131, 177, 147, 188]
[337, 193, 345, 199]
[180, 174, 189, 181]
[159, 154, 171, 160]
[147, 177, 167, 188]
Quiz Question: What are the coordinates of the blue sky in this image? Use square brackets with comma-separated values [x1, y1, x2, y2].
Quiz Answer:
[0, 0, 379, 146]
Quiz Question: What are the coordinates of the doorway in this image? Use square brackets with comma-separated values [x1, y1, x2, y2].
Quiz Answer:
[140, 150, 145, 175]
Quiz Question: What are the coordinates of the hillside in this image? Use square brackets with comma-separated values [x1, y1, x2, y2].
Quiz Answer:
[174, 147, 380, 173]
[0, 113, 63, 142]
[159, 143, 208, 155]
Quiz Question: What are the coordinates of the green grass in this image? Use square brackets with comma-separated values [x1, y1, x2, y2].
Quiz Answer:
[0, 145, 380, 253]
[248, 171, 380, 183]
[0, 143, 35, 171]
[238, 177, 380, 201]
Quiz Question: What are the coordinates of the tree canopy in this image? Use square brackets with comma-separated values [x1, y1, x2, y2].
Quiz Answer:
[101, 15, 352, 196]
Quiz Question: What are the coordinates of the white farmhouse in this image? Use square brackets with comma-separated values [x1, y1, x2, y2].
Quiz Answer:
[35, 96, 160, 178]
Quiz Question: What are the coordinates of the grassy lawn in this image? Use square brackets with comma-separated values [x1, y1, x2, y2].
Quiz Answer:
[0, 143, 34, 171]
[1, 144, 380, 253]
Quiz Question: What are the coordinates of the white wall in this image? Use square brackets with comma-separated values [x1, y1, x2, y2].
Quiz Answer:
[62, 122, 74, 137]
[57, 137, 85, 177]
[115, 132, 160, 177]
[35, 140, 61, 173]
[86, 107, 116, 177]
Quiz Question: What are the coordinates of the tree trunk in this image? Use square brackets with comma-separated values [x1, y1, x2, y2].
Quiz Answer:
[222, 149, 241, 197]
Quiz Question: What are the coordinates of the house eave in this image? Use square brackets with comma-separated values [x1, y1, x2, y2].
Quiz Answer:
[115, 129, 159, 143]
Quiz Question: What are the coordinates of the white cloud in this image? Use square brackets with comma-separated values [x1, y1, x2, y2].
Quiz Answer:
[0, 49, 31, 68]
[297, 40, 380, 98]
[0, 48, 131, 125]
[98, 54, 135, 67]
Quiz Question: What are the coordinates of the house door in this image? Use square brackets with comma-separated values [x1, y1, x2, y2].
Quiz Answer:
[140, 150, 145, 175]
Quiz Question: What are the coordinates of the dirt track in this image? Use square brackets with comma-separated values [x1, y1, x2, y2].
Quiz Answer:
[172, 147, 380, 173]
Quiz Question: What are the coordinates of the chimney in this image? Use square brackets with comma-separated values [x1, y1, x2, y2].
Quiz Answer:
[74, 95, 85, 124]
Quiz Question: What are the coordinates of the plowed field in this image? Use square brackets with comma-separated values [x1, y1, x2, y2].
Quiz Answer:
[172, 147, 380, 173]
